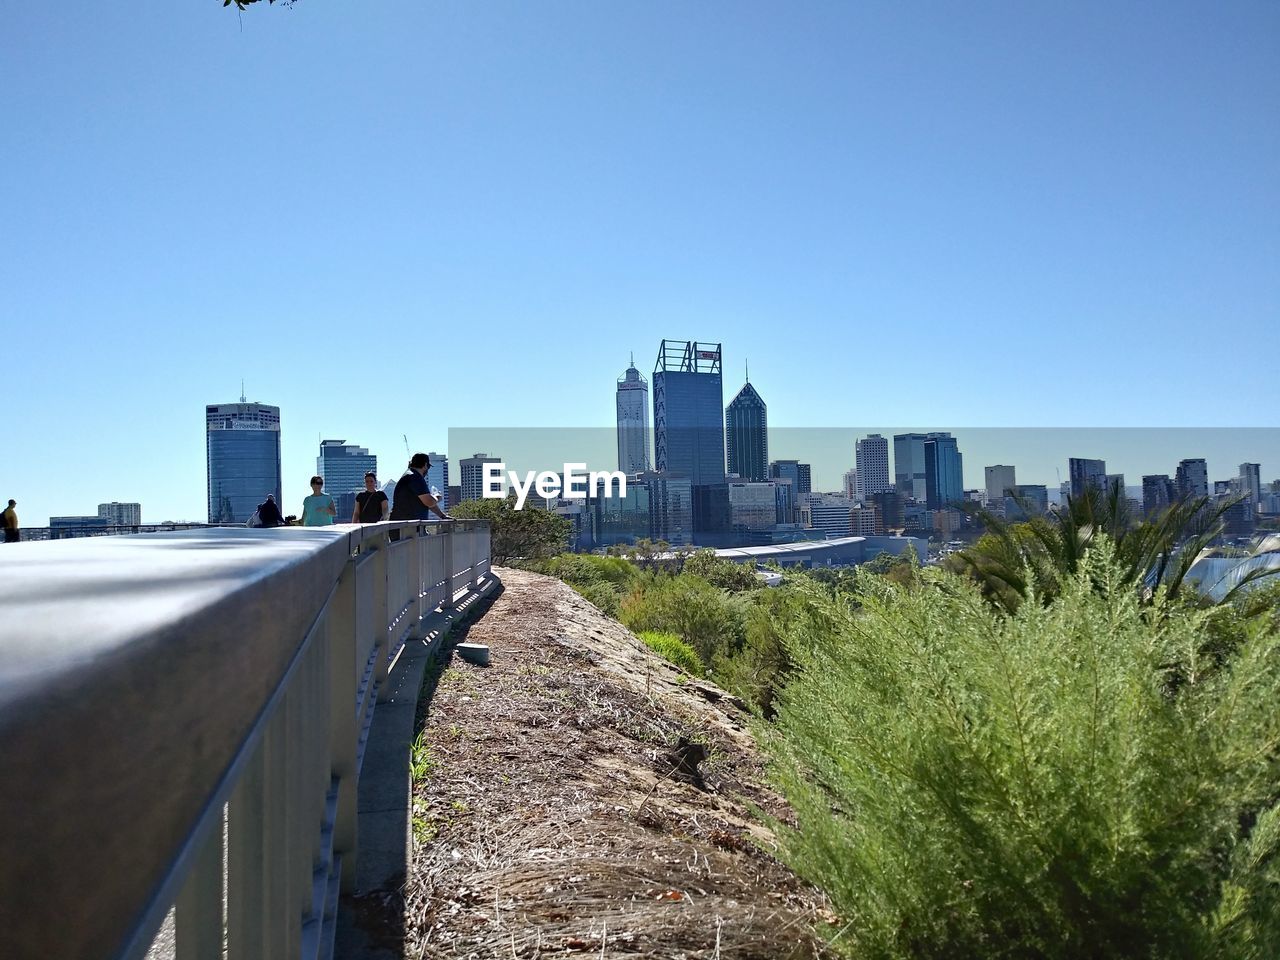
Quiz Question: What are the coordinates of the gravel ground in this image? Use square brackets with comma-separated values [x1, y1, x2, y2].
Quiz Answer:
[354, 566, 832, 959]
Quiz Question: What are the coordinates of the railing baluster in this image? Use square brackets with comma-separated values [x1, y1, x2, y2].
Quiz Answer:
[227, 742, 266, 960]
[174, 810, 223, 960]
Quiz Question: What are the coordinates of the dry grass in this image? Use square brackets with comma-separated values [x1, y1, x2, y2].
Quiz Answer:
[401, 567, 831, 959]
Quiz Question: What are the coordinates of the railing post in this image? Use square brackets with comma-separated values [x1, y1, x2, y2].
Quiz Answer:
[328, 548, 359, 890]
[442, 523, 456, 604]
[174, 814, 223, 960]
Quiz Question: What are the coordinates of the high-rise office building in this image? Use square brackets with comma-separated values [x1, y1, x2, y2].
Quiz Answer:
[1176, 459, 1209, 500]
[893, 433, 929, 501]
[924, 433, 963, 510]
[317, 440, 376, 499]
[1142, 475, 1178, 517]
[1239, 462, 1262, 511]
[653, 340, 725, 486]
[636, 471, 694, 546]
[727, 479, 779, 533]
[206, 400, 282, 524]
[1006, 485, 1048, 519]
[843, 469, 858, 500]
[97, 502, 142, 526]
[653, 340, 727, 539]
[725, 377, 768, 482]
[984, 465, 1017, 505]
[769, 460, 811, 496]
[459, 453, 501, 503]
[590, 478, 652, 548]
[615, 358, 650, 475]
[427, 453, 449, 510]
[1068, 458, 1108, 499]
[855, 434, 891, 499]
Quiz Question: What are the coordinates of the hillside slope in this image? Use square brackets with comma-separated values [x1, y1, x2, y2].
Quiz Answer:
[394, 566, 829, 958]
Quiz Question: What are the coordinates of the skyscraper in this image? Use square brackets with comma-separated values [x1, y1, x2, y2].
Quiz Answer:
[653, 340, 727, 538]
[893, 433, 928, 501]
[206, 400, 282, 524]
[317, 440, 376, 498]
[98, 502, 142, 526]
[1176, 458, 1209, 500]
[427, 453, 450, 510]
[1068, 458, 1107, 499]
[459, 453, 501, 503]
[725, 376, 768, 482]
[924, 433, 963, 510]
[984, 465, 1017, 505]
[1239, 462, 1262, 512]
[769, 460, 811, 496]
[855, 434, 891, 499]
[1142, 475, 1177, 516]
[615, 357, 651, 475]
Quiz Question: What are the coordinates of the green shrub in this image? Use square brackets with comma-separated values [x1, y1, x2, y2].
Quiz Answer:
[618, 572, 746, 665]
[713, 585, 802, 717]
[764, 539, 1280, 959]
[575, 580, 624, 617]
[680, 549, 763, 592]
[545, 553, 638, 590]
[639, 630, 705, 677]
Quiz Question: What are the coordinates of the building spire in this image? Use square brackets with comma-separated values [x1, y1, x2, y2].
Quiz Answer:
[745, 358, 749, 383]
[240, 379, 246, 403]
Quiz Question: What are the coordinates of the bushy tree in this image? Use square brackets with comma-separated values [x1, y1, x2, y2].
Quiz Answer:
[448, 494, 571, 565]
[681, 549, 763, 592]
[763, 540, 1280, 959]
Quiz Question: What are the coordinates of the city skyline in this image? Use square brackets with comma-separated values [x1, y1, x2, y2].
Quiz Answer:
[3, 4, 1278, 525]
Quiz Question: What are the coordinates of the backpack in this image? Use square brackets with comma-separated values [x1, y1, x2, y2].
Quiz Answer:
[246, 508, 263, 528]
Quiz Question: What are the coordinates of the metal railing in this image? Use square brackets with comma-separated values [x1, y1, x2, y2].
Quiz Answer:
[0, 519, 490, 960]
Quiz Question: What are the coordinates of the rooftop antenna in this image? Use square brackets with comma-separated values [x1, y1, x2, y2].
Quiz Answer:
[630, 350, 635, 367]
[403, 434, 411, 456]
[745, 358, 749, 383]
[239, 379, 246, 403]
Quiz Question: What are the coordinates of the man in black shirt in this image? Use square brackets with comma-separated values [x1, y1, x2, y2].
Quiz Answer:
[257, 494, 285, 528]
[391, 453, 451, 521]
[353, 472, 390, 523]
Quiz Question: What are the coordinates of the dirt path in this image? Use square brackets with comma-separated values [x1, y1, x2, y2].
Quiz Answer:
[393, 566, 830, 959]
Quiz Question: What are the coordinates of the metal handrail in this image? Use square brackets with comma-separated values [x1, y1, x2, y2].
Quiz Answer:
[0, 519, 491, 960]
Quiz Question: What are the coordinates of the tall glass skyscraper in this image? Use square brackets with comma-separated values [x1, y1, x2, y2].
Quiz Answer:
[1068, 457, 1107, 499]
[924, 433, 964, 510]
[893, 433, 928, 501]
[206, 401, 282, 523]
[653, 340, 728, 539]
[615, 357, 651, 475]
[318, 440, 377, 497]
[725, 378, 767, 482]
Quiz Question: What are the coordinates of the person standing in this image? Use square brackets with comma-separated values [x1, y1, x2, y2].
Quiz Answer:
[353, 472, 389, 523]
[302, 477, 337, 526]
[2, 500, 18, 543]
[256, 494, 285, 528]
[391, 454, 451, 521]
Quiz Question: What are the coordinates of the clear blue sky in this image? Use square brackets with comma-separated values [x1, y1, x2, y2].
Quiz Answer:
[3, 2, 1277, 524]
